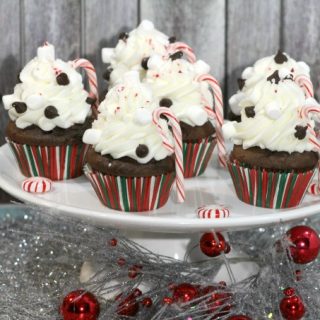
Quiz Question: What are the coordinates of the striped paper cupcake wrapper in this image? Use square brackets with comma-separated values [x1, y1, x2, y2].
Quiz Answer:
[183, 136, 216, 178]
[84, 165, 176, 212]
[7, 139, 89, 181]
[227, 160, 315, 209]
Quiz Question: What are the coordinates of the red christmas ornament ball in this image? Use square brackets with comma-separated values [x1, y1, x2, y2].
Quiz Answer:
[227, 316, 252, 320]
[116, 292, 139, 317]
[60, 290, 100, 320]
[200, 232, 227, 257]
[172, 283, 198, 302]
[280, 294, 305, 319]
[287, 225, 320, 264]
[142, 297, 153, 308]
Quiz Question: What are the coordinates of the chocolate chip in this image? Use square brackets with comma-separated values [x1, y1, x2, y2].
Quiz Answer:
[159, 98, 173, 108]
[86, 97, 96, 105]
[168, 36, 176, 43]
[294, 125, 308, 140]
[267, 70, 281, 84]
[136, 144, 149, 158]
[160, 114, 169, 122]
[103, 67, 113, 81]
[237, 78, 246, 90]
[119, 32, 129, 40]
[44, 105, 59, 119]
[141, 57, 149, 70]
[56, 73, 70, 86]
[245, 106, 255, 118]
[12, 102, 27, 114]
[169, 51, 183, 61]
[274, 50, 288, 64]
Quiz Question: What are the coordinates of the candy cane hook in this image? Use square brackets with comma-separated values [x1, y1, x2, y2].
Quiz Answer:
[294, 74, 314, 98]
[71, 59, 99, 118]
[168, 42, 196, 63]
[153, 107, 185, 203]
[196, 74, 227, 167]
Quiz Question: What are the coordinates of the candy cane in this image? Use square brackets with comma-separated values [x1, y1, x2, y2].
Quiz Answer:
[294, 74, 314, 98]
[168, 42, 196, 63]
[196, 74, 227, 167]
[71, 59, 99, 117]
[153, 107, 185, 202]
[299, 105, 320, 195]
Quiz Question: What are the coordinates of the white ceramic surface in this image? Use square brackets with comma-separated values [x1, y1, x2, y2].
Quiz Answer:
[1, 143, 320, 234]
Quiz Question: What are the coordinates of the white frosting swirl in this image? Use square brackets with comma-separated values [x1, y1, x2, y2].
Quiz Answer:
[83, 71, 173, 164]
[143, 55, 213, 127]
[223, 78, 318, 153]
[102, 20, 170, 86]
[2, 43, 91, 131]
[230, 51, 311, 115]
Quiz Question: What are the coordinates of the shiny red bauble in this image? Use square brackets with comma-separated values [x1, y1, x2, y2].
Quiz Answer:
[172, 283, 198, 303]
[200, 232, 228, 257]
[280, 288, 305, 320]
[116, 292, 139, 317]
[60, 290, 100, 320]
[287, 225, 320, 264]
[227, 316, 252, 320]
[142, 297, 153, 308]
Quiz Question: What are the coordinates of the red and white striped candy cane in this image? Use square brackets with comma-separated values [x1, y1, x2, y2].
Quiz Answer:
[294, 74, 314, 98]
[153, 107, 185, 202]
[168, 42, 196, 63]
[299, 105, 320, 195]
[71, 58, 99, 117]
[196, 74, 227, 167]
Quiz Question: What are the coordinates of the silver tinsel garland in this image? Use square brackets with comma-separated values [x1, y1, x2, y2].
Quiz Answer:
[0, 204, 319, 319]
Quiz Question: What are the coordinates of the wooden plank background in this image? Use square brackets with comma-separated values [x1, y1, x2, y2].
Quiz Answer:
[1, 0, 320, 201]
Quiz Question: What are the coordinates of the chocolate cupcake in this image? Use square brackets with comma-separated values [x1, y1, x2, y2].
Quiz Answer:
[83, 71, 184, 212]
[101, 20, 195, 87]
[223, 58, 319, 209]
[2, 42, 97, 180]
[144, 54, 225, 177]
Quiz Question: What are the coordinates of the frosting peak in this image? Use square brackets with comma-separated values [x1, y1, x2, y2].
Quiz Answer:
[2, 42, 91, 131]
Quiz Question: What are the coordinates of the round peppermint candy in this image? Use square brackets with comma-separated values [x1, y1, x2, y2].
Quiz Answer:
[197, 205, 230, 219]
[22, 177, 52, 193]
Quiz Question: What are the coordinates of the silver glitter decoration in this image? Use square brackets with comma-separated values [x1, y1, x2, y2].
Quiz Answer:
[0, 204, 319, 319]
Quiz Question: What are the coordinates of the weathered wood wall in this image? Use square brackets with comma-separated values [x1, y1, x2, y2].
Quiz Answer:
[1, 0, 320, 147]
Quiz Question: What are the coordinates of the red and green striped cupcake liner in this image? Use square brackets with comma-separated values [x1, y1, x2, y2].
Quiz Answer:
[227, 160, 315, 209]
[183, 136, 216, 178]
[7, 139, 89, 180]
[84, 165, 176, 212]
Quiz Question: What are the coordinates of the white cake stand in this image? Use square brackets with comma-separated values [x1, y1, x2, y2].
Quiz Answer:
[1, 142, 320, 276]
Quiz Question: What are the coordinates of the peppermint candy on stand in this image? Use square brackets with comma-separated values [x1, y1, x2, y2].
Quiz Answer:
[152, 107, 185, 202]
[195, 74, 227, 167]
[197, 205, 230, 219]
[22, 177, 52, 193]
[70, 59, 99, 117]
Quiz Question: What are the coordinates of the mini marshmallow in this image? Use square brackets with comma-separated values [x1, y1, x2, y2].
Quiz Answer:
[278, 68, 290, 79]
[229, 92, 245, 115]
[193, 60, 211, 75]
[242, 67, 253, 79]
[2, 94, 15, 110]
[297, 61, 310, 74]
[222, 121, 237, 140]
[101, 48, 114, 63]
[133, 108, 152, 125]
[139, 20, 154, 30]
[123, 70, 140, 83]
[37, 43, 55, 61]
[147, 55, 163, 70]
[186, 107, 207, 126]
[26, 94, 45, 110]
[83, 129, 102, 145]
[305, 97, 320, 107]
[38, 118, 55, 131]
[265, 102, 281, 120]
